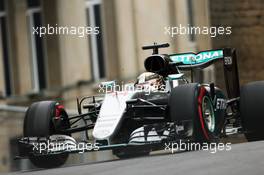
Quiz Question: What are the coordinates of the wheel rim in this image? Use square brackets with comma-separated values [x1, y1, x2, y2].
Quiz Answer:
[202, 96, 215, 132]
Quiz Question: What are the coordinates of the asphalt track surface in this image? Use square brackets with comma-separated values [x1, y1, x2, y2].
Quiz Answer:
[6, 141, 264, 175]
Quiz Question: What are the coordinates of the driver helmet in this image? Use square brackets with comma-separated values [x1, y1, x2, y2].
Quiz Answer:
[135, 72, 165, 90]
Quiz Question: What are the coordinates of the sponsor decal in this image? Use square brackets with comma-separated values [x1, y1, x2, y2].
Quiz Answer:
[216, 98, 227, 110]
[224, 56, 233, 65]
[170, 50, 223, 65]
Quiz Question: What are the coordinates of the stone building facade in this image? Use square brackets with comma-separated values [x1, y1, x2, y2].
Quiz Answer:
[210, 0, 264, 87]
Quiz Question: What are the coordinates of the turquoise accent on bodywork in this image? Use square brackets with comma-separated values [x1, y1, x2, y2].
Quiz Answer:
[170, 50, 223, 65]
[167, 73, 184, 80]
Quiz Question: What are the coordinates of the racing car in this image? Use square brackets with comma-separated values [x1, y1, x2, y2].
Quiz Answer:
[17, 43, 264, 168]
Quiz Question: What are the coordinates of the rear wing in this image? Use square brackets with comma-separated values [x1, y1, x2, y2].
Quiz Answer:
[170, 48, 240, 99]
[170, 49, 223, 69]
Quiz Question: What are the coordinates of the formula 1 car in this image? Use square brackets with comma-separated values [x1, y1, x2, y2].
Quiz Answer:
[17, 43, 264, 168]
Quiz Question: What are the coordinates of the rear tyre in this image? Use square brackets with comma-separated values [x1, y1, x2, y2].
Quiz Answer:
[169, 83, 218, 143]
[240, 81, 264, 141]
[24, 101, 69, 168]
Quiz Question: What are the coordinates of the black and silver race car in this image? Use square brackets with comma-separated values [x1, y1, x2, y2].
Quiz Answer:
[17, 43, 264, 168]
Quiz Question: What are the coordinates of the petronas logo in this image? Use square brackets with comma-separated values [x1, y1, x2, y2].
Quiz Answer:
[170, 50, 223, 65]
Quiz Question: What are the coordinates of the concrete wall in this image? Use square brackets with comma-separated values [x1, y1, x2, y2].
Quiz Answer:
[111, 0, 199, 76]
[0, 112, 24, 172]
[112, 0, 138, 79]
[101, 0, 119, 79]
[8, 0, 32, 95]
[133, 0, 175, 72]
[56, 0, 92, 87]
[0, 30, 5, 96]
[55, 0, 93, 109]
[42, 0, 62, 89]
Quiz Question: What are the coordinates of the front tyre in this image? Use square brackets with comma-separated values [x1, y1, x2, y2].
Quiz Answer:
[169, 83, 218, 143]
[112, 148, 150, 159]
[24, 101, 69, 168]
